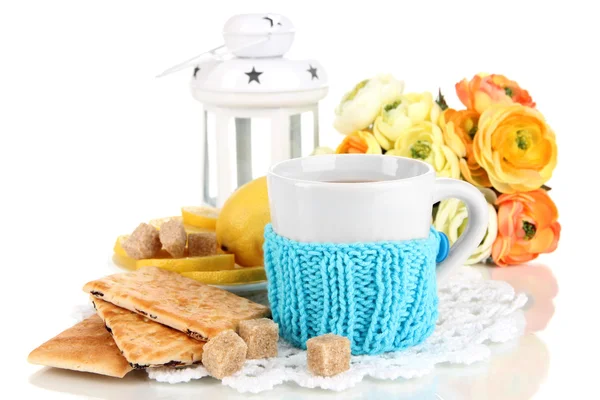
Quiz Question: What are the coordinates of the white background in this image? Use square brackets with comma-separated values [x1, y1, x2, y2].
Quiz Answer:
[1, 0, 599, 398]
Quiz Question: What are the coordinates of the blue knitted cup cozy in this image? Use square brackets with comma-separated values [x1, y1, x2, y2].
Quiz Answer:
[263, 224, 449, 356]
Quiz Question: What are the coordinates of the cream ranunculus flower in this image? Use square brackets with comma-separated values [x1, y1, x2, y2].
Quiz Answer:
[310, 146, 335, 155]
[333, 74, 405, 135]
[386, 122, 460, 178]
[433, 188, 498, 264]
[373, 92, 442, 150]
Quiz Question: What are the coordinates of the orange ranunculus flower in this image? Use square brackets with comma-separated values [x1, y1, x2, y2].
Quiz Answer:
[336, 130, 382, 154]
[474, 104, 557, 193]
[440, 108, 491, 188]
[492, 189, 561, 267]
[462, 155, 493, 189]
[456, 73, 535, 114]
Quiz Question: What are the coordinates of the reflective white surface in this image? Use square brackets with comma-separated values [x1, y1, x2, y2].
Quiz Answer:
[20, 263, 560, 399]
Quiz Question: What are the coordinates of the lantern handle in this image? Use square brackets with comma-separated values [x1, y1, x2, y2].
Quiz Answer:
[156, 35, 271, 78]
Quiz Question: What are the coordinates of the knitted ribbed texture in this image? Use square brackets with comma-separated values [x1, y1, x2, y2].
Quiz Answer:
[264, 225, 443, 356]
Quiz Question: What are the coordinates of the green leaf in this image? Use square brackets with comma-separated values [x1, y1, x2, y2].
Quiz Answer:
[436, 89, 449, 111]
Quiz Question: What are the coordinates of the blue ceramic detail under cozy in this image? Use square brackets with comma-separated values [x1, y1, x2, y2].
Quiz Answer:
[263, 225, 446, 356]
[436, 232, 450, 263]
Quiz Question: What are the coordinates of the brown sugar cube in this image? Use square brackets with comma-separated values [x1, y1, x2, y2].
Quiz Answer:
[159, 218, 187, 258]
[238, 318, 279, 359]
[122, 223, 161, 260]
[188, 232, 217, 257]
[201, 330, 247, 379]
[306, 334, 351, 377]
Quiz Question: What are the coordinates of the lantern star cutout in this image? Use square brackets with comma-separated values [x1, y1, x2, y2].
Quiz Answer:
[263, 16, 274, 27]
[193, 66, 200, 78]
[307, 65, 319, 80]
[263, 16, 283, 27]
[245, 67, 263, 84]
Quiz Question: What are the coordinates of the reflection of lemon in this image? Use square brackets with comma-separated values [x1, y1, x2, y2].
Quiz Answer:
[216, 177, 270, 267]
[182, 206, 219, 230]
[182, 266, 266, 285]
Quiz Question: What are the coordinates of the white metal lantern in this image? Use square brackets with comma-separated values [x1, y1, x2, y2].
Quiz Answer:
[173, 13, 328, 207]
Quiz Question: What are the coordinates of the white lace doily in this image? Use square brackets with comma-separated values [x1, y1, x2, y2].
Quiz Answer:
[146, 269, 528, 393]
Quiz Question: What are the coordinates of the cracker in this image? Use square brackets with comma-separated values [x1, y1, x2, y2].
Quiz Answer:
[27, 315, 132, 378]
[83, 267, 270, 340]
[93, 297, 204, 368]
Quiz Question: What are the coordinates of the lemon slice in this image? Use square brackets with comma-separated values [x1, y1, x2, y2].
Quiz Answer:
[112, 253, 137, 270]
[181, 266, 266, 285]
[148, 216, 214, 234]
[148, 216, 182, 229]
[114, 235, 129, 257]
[182, 206, 219, 230]
[137, 254, 235, 273]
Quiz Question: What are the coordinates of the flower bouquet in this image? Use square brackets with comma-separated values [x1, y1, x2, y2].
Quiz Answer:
[314, 73, 561, 266]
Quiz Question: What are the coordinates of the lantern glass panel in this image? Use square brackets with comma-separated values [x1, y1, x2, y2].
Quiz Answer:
[248, 117, 273, 185]
[202, 110, 319, 207]
[298, 112, 318, 156]
[203, 110, 218, 207]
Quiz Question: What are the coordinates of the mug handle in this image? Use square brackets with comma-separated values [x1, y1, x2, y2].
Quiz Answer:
[433, 178, 489, 282]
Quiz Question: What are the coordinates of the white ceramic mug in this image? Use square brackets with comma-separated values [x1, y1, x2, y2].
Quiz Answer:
[267, 154, 489, 280]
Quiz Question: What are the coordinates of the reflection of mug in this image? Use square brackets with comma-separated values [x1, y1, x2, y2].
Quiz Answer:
[264, 155, 489, 355]
[440, 334, 550, 400]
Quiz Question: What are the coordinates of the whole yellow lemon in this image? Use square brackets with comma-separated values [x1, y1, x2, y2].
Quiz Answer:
[216, 176, 270, 267]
